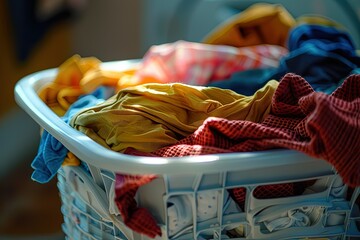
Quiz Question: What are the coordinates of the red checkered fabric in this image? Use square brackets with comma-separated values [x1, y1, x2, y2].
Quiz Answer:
[149, 73, 360, 187]
[116, 73, 360, 237]
[138, 41, 288, 85]
[114, 174, 161, 238]
[253, 183, 295, 199]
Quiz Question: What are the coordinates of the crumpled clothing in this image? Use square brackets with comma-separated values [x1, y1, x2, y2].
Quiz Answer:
[31, 92, 105, 183]
[108, 181, 120, 216]
[167, 190, 221, 237]
[116, 73, 360, 237]
[167, 195, 193, 237]
[280, 24, 360, 93]
[37, 42, 286, 116]
[202, 3, 295, 47]
[107, 81, 278, 236]
[31, 129, 69, 183]
[62, 151, 80, 167]
[109, 74, 360, 238]
[128, 73, 360, 188]
[114, 174, 161, 238]
[125, 41, 287, 87]
[208, 67, 277, 96]
[70, 80, 278, 153]
[37, 55, 120, 115]
[208, 24, 360, 95]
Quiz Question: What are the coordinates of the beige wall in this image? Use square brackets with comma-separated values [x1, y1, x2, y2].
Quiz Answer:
[0, 1, 146, 176]
[0, 2, 73, 117]
[0, 2, 72, 176]
[71, 0, 143, 61]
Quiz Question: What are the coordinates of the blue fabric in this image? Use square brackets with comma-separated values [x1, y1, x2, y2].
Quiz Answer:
[79, 85, 115, 100]
[208, 25, 360, 95]
[31, 88, 108, 183]
[207, 68, 277, 96]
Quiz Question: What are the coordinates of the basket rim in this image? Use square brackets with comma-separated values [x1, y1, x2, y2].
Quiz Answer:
[14, 60, 333, 175]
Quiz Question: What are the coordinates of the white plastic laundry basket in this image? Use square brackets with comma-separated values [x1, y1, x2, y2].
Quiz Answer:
[14, 60, 360, 240]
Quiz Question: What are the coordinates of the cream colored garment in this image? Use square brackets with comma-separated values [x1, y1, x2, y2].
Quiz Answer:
[70, 81, 278, 153]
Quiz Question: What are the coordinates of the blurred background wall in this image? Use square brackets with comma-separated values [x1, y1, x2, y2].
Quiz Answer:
[0, 0, 146, 238]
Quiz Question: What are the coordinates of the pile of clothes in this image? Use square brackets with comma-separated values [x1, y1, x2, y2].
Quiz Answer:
[31, 3, 360, 238]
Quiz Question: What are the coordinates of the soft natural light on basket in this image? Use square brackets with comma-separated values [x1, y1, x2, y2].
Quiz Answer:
[136, 155, 220, 165]
[76, 135, 94, 141]
[185, 155, 220, 163]
[137, 157, 169, 165]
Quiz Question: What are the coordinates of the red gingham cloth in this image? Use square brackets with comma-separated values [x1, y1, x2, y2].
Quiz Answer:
[147, 73, 360, 187]
[115, 73, 360, 237]
[114, 174, 161, 238]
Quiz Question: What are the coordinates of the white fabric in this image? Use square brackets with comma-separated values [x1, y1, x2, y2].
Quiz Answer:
[167, 190, 223, 237]
[196, 190, 219, 222]
[108, 181, 120, 216]
[167, 195, 193, 237]
[223, 191, 242, 215]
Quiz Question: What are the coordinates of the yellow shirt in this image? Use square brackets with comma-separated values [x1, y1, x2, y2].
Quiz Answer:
[70, 80, 279, 153]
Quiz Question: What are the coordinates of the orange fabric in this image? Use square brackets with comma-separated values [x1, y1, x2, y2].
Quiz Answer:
[37, 55, 138, 115]
[61, 152, 80, 166]
[202, 3, 296, 47]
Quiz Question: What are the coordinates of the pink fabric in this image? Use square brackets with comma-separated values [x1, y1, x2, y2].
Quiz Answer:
[136, 41, 288, 85]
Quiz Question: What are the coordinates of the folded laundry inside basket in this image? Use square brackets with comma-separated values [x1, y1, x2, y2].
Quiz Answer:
[37, 42, 287, 117]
